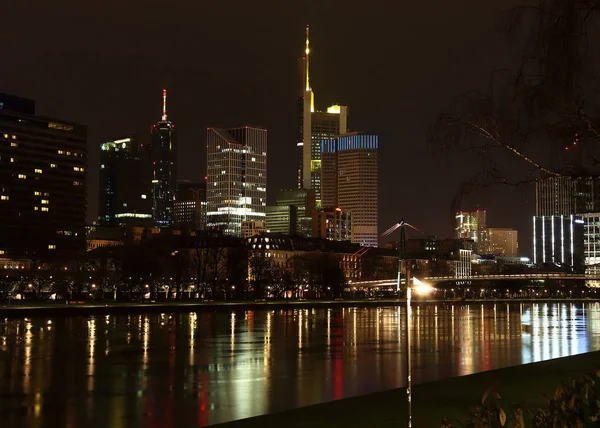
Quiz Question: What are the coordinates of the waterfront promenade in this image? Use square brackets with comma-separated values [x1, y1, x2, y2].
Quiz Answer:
[214, 350, 600, 428]
[1, 297, 599, 317]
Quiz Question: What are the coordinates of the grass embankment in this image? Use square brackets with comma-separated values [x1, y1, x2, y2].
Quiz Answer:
[213, 351, 600, 428]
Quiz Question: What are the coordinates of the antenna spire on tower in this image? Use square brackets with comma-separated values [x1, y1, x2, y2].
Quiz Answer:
[162, 89, 167, 121]
[305, 25, 310, 92]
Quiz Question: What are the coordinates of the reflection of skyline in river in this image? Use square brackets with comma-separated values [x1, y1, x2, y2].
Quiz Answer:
[1, 303, 600, 427]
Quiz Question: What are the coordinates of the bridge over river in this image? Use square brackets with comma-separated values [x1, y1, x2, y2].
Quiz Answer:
[351, 273, 600, 288]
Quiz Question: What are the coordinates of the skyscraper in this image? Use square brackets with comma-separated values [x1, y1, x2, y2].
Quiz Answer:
[533, 215, 584, 270]
[206, 126, 267, 236]
[99, 136, 153, 227]
[265, 188, 315, 236]
[149, 89, 177, 228]
[312, 208, 352, 242]
[296, 26, 348, 207]
[0, 93, 87, 257]
[536, 173, 600, 216]
[455, 210, 488, 254]
[173, 181, 206, 231]
[580, 213, 600, 283]
[321, 133, 379, 247]
[487, 228, 518, 257]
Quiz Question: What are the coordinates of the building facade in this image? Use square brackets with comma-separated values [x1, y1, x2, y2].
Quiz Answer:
[173, 181, 206, 231]
[246, 234, 397, 283]
[0, 93, 87, 257]
[312, 208, 352, 242]
[296, 26, 348, 207]
[487, 228, 518, 257]
[532, 215, 584, 270]
[149, 89, 177, 228]
[455, 210, 488, 254]
[321, 133, 379, 247]
[536, 173, 600, 216]
[241, 220, 266, 239]
[99, 136, 153, 227]
[266, 188, 315, 236]
[266, 205, 295, 235]
[580, 213, 600, 283]
[206, 127, 267, 236]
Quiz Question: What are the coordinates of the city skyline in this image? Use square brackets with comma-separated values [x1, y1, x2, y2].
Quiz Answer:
[0, 2, 538, 250]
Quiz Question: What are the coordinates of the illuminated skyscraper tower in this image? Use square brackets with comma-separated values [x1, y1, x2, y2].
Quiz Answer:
[321, 133, 379, 247]
[296, 26, 348, 207]
[206, 126, 267, 236]
[149, 89, 177, 227]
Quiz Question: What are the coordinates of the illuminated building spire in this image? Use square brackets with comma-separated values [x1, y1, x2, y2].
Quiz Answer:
[304, 25, 314, 112]
[162, 89, 167, 121]
[305, 25, 311, 92]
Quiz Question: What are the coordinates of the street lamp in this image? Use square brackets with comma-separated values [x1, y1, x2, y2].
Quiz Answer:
[382, 218, 433, 427]
[405, 277, 434, 428]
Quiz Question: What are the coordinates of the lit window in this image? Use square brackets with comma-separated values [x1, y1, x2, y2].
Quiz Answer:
[41, 199, 49, 204]
[66, 151, 71, 156]
[141, 194, 147, 199]
[41, 207, 49, 212]
[10, 142, 17, 147]
[11, 135, 16, 140]
[58, 150, 64, 155]
[50, 163, 57, 168]
[34, 207, 39, 211]
[252, 157, 256, 162]
[18, 174, 26, 179]
[0, 250, 4, 255]
[48, 245, 56, 250]
[10, 158, 14, 163]
[73, 181, 82, 186]
[34, 169, 42, 174]
[34, 191, 41, 196]
[2, 134, 7, 138]
[0, 195, 8, 201]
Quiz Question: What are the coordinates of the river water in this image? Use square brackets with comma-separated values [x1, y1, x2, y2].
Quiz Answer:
[1, 302, 599, 427]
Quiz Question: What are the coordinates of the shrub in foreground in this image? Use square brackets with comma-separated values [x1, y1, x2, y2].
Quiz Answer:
[441, 371, 600, 427]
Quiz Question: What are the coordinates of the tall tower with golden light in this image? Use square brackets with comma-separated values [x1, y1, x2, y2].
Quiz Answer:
[295, 26, 348, 208]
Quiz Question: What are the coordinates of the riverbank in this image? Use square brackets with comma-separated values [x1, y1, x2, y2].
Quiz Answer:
[213, 351, 600, 428]
[1, 298, 599, 317]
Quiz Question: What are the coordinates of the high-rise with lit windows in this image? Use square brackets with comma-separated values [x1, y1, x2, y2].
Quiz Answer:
[455, 210, 488, 254]
[533, 215, 584, 270]
[321, 133, 378, 247]
[487, 228, 518, 257]
[173, 181, 206, 231]
[99, 136, 153, 227]
[0, 93, 87, 258]
[206, 126, 267, 236]
[536, 173, 600, 216]
[296, 26, 348, 207]
[149, 89, 177, 228]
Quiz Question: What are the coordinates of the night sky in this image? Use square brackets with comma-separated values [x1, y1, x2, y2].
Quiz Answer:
[0, 0, 532, 252]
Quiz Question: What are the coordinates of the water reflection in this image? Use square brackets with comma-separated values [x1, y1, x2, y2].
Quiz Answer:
[1, 303, 600, 426]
